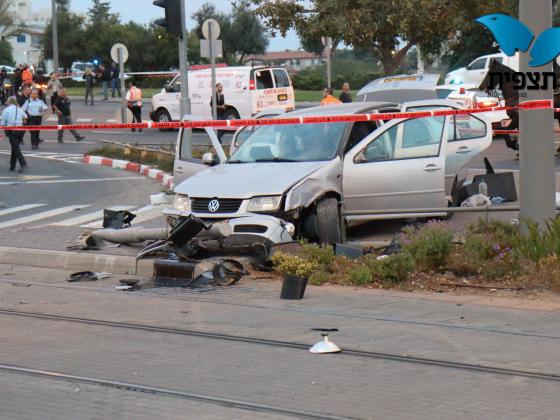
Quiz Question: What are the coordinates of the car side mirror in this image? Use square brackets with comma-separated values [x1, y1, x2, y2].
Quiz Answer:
[466, 65, 472, 70]
[353, 150, 367, 164]
[202, 152, 216, 165]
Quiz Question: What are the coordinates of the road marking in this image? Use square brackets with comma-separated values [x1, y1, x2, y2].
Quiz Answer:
[0, 176, 144, 185]
[0, 205, 91, 229]
[0, 204, 46, 217]
[51, 205, 136, 227]
[76, 118, 93, 122]
[46, 117, 58, 122]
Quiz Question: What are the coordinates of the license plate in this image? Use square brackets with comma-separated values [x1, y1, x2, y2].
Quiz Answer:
[277, 94, 288, 101]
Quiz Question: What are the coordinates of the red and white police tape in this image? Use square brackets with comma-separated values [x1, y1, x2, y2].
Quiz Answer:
[0, 99, 555, 134]
[82, 155, 174, 190]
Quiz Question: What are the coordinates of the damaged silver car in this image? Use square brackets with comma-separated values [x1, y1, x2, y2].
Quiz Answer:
[165, 101, 491, 243]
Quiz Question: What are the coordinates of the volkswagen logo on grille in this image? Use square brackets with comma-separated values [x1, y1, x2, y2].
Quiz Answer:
[208, 199, 220, 213]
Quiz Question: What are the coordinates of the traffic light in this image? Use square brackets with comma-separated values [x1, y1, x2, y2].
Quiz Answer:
[153, 0, 182, 38]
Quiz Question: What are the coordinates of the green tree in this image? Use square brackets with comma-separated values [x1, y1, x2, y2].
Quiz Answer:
[238, 0, 516, 75]
[41, 9, 86, 70]
[192, 2, 268, 65]
[0, 39, 13, 65]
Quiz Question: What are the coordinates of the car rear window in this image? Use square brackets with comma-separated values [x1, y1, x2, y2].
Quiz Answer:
[255, 70, 274, 89]
[273, 69, 290, 88]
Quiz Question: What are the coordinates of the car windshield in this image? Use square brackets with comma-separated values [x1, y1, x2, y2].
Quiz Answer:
[229, 122, 347, 163]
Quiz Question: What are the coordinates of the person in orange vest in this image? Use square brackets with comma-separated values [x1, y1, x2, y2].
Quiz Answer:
[126, 81, 143, 132]
[21, 64, 33, 87]
[320, 87, 342, 106]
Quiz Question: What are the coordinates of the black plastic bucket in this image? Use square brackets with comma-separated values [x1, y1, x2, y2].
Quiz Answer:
[280, 275, 308, 299]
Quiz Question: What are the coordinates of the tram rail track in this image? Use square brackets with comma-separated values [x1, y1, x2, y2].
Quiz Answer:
[1, 308, 559, 383]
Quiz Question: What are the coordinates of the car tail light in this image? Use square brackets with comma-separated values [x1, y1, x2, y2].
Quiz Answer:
[478, 100, 496, 108]
[249, 80, 256, 90]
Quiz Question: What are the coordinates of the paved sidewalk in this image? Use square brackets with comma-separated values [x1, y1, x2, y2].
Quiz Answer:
[0, 264, 559, 418]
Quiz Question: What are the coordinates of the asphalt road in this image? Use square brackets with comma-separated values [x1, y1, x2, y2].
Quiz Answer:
[0, 100, 559, 250]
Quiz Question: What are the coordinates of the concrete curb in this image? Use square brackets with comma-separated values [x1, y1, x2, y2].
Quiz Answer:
[83, 155, 174, 190]
[0, 246, 154, 276]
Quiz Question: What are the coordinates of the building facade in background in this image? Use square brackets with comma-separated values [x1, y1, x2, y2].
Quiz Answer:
[244, 50, 325, 73]
[6, 0, 50, 68]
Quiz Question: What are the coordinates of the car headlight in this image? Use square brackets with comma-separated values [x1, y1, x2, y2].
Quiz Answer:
[173, 195, 191, 212]
[247, 196, 282, 212]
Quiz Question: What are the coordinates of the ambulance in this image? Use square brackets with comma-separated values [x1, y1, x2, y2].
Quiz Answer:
[150, 66, 295, 125]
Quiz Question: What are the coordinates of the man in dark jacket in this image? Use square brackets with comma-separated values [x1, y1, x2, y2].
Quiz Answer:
[53, 88, 85, 143]
[16, 85, 31, 144]
[111, 63, 121, 98]
[210, 82, 226, 143]
[339, 82, 352, 103]
[96, 64, 111, 100]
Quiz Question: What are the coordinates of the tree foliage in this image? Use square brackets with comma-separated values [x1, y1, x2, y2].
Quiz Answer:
[237, 0, 516, 75]
[0, 0, 18, 39]
[192, 2, 268, 64]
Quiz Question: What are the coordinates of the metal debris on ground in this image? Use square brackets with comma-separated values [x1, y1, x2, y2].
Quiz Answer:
[67, 271, 99, 282]
[334, 243, 363, 259]
[103, 209, 136, 229]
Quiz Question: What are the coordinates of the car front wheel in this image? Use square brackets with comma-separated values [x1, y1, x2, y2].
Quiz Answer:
[315, 197, 342, 245]
[156, 109, 173, 132]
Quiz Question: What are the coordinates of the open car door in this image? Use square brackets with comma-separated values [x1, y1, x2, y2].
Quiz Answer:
[343, 114, 449, 221]
[173, 115, 227, 185]
[401, 100, 492, 195]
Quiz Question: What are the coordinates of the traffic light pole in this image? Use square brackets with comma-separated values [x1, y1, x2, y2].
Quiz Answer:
[519, 0, 556, 230]
[179, 0, 191, 118]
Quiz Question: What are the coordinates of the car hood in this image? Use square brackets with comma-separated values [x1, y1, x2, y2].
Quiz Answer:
[174, 161, 329, 198]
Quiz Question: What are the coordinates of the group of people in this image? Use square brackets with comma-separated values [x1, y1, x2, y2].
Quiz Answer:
[320, 82, 353, 106]
[82, 62, 122, 105]
[2, 61, 144, 173]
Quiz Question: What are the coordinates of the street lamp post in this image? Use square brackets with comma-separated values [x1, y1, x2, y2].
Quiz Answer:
[519, 0, 556, 229]
[51, 0, 59, 74]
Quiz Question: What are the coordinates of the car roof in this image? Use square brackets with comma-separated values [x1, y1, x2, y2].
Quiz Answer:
[282, 102, 398, 118]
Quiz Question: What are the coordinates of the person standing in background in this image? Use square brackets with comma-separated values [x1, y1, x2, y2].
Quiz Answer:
[2, 96, 27, 172]
[83, 68, 95, 106]
[126, 81, 143, 132]
[47, 72, 63, 113]
[53, 88, 85, 143]
[16, 85, 31, 144]
[111, 63, 121, 98]
[339, 82, 353, 103]
[96, 64, 110, 100]
[21, 64, 33, 87]
[210, 82, 226, 143]
[13, 65, 22, 93]
[21, 88, 48, 150]
[320, 87, 342, 106]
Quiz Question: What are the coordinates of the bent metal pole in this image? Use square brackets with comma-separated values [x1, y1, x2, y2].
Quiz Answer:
[519, 0, 556, 229]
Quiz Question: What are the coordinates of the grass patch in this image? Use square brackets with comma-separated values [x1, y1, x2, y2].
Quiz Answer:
[87, 144, 174, 173]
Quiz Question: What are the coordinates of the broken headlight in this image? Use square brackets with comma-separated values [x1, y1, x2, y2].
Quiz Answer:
[173, 195, 191, 212]
[247, 196, 282, 213]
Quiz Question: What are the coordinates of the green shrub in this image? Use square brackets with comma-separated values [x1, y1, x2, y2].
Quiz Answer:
[271, 252, 319, 278]
[464, 233, 495, 261]
[374, 253, 416, 285]
[466, 219, 519, 248]
[348, 265, 373, 285]
[515, 218, 560, 262]
[309, 270, 331, 286]
[301, 243, 335, 265]
[402, 221, 454, 271]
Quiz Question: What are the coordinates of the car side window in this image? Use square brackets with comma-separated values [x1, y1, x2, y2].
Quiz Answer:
[169, 76, 181, 93]
[469, 58, 487, 70]
[273, 69, 291, 88]
[180, 129, 221, 161]
[255, 70, 274, 89]
[345, 121, 377, 154]
[361, 124, 398, 162]
[448, 115, 487, 141]
[356, 117, 444, 163]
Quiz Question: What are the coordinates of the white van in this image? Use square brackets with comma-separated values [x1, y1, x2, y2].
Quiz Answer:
[150, 66, 295, 124]
[444, 52, 519, 86]
[150, 67, 295, 122]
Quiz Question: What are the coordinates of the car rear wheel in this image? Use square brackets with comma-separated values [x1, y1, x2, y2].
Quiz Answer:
[315, 197, 341, 245]
[224, 108, 240, 120]
[156, 109, 173, 132]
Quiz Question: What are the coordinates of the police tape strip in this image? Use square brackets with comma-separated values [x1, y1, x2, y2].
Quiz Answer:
[0, 99, 556, 132]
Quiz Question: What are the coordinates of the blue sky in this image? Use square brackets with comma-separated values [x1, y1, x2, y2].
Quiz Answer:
[33, 0, 300, 50]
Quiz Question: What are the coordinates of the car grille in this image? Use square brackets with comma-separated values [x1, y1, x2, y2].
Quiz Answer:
[191, 198, 243, 214]
[233, 224, 268, 234]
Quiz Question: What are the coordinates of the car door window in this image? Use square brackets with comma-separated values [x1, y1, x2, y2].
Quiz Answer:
[448, 115, 487, 141]
[345, 121, 377, 154]
[357, 117, 444, 163]
[169, 76, 181, 92]
[255, 70, 274, 89]
[180, 128, 222, 161]
[273, 69, 290, 87]
[469, 58, 487, 70]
